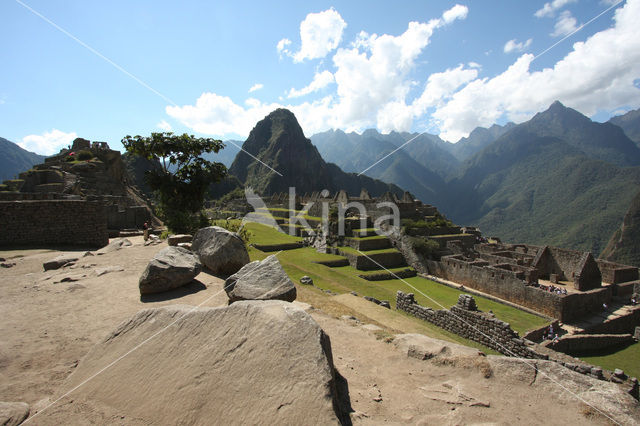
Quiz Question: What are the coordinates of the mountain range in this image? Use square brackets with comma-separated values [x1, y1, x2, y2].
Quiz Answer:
[228, 108, 403, 197]
[310, 102, 640, 262]
[3, 102, 640, 265]
[0, 137, 45, 181]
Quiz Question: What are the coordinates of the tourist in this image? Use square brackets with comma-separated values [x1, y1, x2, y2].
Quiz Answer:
[143, 222, 149, 241]
[602, 302, 608, 311]
[631, 297, 637, 305]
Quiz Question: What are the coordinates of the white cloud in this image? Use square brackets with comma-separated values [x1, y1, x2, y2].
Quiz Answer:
[167, 1, 640, 146]
[413, 65, 479, 115]
[433, 0, 640, 141]
[157, 120, 172, 131]
[442, 4, 469, 24]
[551, 10, 579, 37]
[276, 38, 292, 57]
[20, 129, 77, 156]
[503, 38, 533, 53]
[248, 83, 264, 93]
[287, 71, 335, 98]
[287, 8, 347, 62]
[534, 0, 577, 18]
[468, 62, 481, 69]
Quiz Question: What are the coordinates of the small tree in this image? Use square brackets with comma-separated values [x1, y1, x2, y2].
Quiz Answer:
[122, 132, 227, 233]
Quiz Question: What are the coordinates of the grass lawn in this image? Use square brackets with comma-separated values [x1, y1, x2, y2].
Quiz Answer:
[242, 222, 549, 337]
[337, 246, 401, 256]
[578, 342, 640, 380]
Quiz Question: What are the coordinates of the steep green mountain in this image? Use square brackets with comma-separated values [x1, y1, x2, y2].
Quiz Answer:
[521, 101, 640, 167]
[446, 124, 640, 255]
[608, 108, 640, 146]
[448, 123, 515, 161]
[600, 189, 640, 267]
[310, 129, 451, 205]
[122, 152, 163, 199]
[229, 109, 404, 197]
[0, 137, 46, 181]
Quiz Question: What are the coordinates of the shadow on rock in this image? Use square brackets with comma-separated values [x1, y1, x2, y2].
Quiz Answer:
[140, 279, 207, 303]
[335, 369, 354, 426]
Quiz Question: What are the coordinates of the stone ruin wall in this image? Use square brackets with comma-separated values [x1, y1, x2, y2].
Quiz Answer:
[0, 200, 109, 248]
[396, 291, 546, 359]
[596, 259, 639, 284]
[0, 192, 151, 232]
[424, 255, 611, 321]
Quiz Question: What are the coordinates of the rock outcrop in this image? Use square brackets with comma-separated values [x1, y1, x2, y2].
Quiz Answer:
[43, 302, 347, 424]
[225, 254, 296, 303]
[139, 246, 201, 295]
[191, 226, 249, 275]
[0, 401, 30, 426]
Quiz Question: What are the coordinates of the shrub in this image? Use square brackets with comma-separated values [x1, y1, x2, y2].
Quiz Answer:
[409, 236, 440, 259]
[76, 149, 94, 161]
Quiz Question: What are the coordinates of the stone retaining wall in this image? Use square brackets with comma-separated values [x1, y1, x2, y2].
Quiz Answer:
[0, 200, 108, 248]
[396, 291, 547, 359]
[544, 334, 635, 354]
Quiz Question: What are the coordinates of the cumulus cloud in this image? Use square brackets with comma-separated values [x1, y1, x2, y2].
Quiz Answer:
[20, 129, 77, 156]
[551, 10, 579, 37]
[157, 120, 172, 131]
[248, 83, 264, 93]
[287, 71, 335, 98]
[432, 0, 640, 141]
[283, 8, 347, 62]
[534, 0, 577, 18]
[413, 65, 479, 115]
[442, 4, 469, 24]
[503, 38, 533, 53]
[167, 1, 639, 145]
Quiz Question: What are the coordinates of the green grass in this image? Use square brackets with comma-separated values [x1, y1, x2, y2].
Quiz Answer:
[337, 246, 401, 256]
[577, 342, 640, 380]
[243, 222, 549, 336]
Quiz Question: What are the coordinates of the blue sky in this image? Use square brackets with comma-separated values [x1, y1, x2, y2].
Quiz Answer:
[1, 0, 638, 155]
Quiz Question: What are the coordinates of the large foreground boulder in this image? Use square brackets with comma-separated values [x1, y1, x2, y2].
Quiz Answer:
[0, 401, 29, 426]
[139, 246, 201, 295]
[225, 254, 297, 303]
[42, 302, 347, 424]
[192, 226, 249, 275]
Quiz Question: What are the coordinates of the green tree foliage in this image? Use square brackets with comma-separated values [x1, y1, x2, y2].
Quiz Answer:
[122, 132, 227, 233]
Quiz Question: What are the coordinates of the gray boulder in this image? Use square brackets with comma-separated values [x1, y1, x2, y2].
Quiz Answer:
[192, 226, 249, 275]
[300, 275, 313, 285]
[225, 255, 296, 303]
[39, 302, 346, 424]
[139, 246, 202, 295]
[0, 401, 29, 426]
[43, 252, 91, 271]
[168, 234, 192, 246]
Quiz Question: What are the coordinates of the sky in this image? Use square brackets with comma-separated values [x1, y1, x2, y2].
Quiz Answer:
[1, 0, 639, 155]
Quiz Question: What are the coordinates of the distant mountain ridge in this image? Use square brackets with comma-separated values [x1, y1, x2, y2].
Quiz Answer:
[228, 109, 404, 197]
[307, 101, 640, 257]
[608, 107, 640, 146]
[0, 137, 46, 181]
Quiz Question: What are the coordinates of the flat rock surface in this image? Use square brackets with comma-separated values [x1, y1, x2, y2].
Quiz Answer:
[39, 302, 345, 425]
[225, 254, 296, 303]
